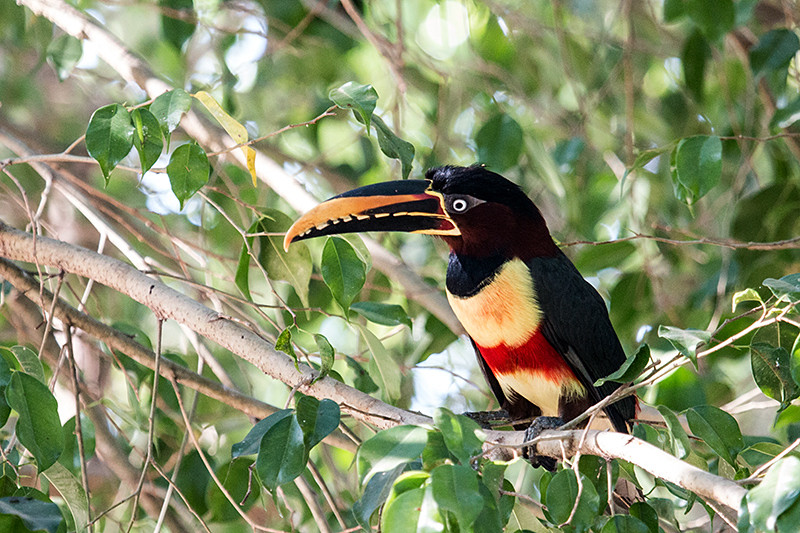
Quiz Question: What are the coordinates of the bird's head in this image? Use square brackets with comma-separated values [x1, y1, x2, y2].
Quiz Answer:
[284, 165, 560, 260]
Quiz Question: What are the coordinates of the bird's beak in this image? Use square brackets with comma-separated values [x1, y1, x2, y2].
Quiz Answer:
[284, 180, 461, 251]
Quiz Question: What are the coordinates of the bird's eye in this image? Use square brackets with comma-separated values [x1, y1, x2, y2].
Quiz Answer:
[451, 198, 468, 212]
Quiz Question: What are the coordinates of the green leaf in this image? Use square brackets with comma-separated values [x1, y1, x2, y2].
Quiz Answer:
[432, 408, 484, 465]
[770, 96, 800, 130]
[746, 456, 800, 532]
[358, 425, 428, 483]
[352, 464, 406, 528]
[159, 0, 195, 50]
[231, 409, 293, 458]
[750, 342, 799, 409]
[321, 236, 366, 311]
[59, 415, 95, 474]
[0, 354, 12, 428]
[545, 470, 600, 532]
[671, 135, 722, 204]
[601, 515, 650, 533]
[595, 343, 650, 386]
[9, 346, 44, 384]
[629, 501, 660, 533]
[344, 355, 379, 394]
[0, 496, 64, 533]
[46, 34, 82, 81]
[372, 115, 415, 179]
[763, 273, 800, 301]
[684, 0, 734, 42]
[430, 464, 483, 530]
[686, 405, 743, 466]
[749, 29, 800, 79]
[42, 462, 89, 533]
[356, 324, 401, 401]
[329, 82, 378, 132]
[131, 108, 163, 174]
[295, 396, 340, 450]
[381, 483, 444, 533]
[255, 209, 313, 307]
[207, 459, 259, 522]
[6, 372, 64, 471]
[682, 30, 710, 102]
[150, 89, 191, 149]
[733, 288, 763, 310]
[167, 142, 209, 209]
[255, 414, 307, 492]
[657, 405, 690, 459]
[85, 103, 134, 183]
[663, 0, 684, 21]
[658, 325, 711, 367]
[350, 302, 412, 328]
[275, 328, 298, 368]
[475, 113, 524, 172]
[313, 334, 335, 383]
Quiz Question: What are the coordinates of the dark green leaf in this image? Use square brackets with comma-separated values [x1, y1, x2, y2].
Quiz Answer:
[0, 496, 63, 533]
[421, 430, 455, 470]
[167, 142, 209, 208]
[595, 343, 650, 385]
[671, 135, 722, 205]
[750, 29, 800, 79]
[85, 103, 134, 183]
[207, 459, 259, 522]
[658, 325, 711, 367]
[0, 354, 11, 428]
[344, 355, 378, 394]
[321, 236, 366, 311]
[329, 82, 378, 132]
[682, 30, 710, 102]
[131, 108, 163, 174]
[601, 515, 650, 533]
[256, 209, 312, 307]
[231, 409, 293, 458]
[313, 334, 335, 383]
[475, 113, 524, 172]
[432, 408, 483, 465]
[372, 115, 415, 179]
[150, 89, 191, 149]
[545, 470, 600, 532]
[751, 342, 799, 409]
[733, 288, 763, 310]
[657, 405, 690, 459]
[9, 346, 43, 385]
[6, 372, 64, 471]
[59, 415, 95, 475]
[159, 0, 195, 50]
[684, 0, 734, 42]
[255, 414, 307, 491]
[358, 425, 428, 483]
[275, 328, 298, 368]
[686, 405, 743, 466]
[357, 324, 401, 401]
[350, 302, 412, 328]
[352, 464, 406, 528]
[295, 395, 340, 449]
[746, 456, 800, 532]
[663, 0, 684, 21]
[763, 273, 800, 301]
[430, 464, 483, 529]
[235, 219, 258, 300]
[771, 96, 800, 130]
[629, 501, 660, 533]
[46, 34, 82, 81]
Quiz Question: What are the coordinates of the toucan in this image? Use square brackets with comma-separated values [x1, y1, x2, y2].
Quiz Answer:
[283, 165, 637, 464]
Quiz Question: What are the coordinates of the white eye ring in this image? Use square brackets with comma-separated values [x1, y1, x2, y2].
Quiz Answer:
[451, 198, 468, 212]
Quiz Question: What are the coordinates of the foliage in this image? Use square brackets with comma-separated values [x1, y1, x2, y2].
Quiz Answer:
[2, 0, 800, 531]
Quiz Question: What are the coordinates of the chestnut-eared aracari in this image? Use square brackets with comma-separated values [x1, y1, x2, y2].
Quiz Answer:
[284, 165, 636, 457]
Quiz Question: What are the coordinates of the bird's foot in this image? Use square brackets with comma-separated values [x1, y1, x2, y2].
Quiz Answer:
[522, 416, 564, 471]
[461, 409, 510, 429]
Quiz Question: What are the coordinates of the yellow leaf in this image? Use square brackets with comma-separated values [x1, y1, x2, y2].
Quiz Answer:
[193, 90, 258, 186]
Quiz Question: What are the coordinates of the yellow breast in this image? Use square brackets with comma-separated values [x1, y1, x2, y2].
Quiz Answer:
[446, 258, 541, 349]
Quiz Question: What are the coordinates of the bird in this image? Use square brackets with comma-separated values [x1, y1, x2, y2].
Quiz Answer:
[283, 164, 637, 467]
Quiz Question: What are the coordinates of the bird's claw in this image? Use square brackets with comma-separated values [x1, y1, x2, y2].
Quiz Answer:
[522, 416, 563, 471]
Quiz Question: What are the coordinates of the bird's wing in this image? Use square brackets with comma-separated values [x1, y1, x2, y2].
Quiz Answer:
[528, 253, 636, 430]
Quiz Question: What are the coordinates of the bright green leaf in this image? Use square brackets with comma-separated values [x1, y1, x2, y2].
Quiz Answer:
[733, 288, 763, 310]
[763, 273, 800, 301]
[313, 333, 335, 383]
[372, 115, 415, 179]
[381, 484, 444, 533]
[430, 464, 483, 529]
[150, 89, 191, 149]
[321, 236, 366, 311]
[358, 425, 428, 483]
[85, 103, 134, 183]
[350, 302, 412, 328]
[432, 408, 484, 465]
[275, 328, 298, 368]
[746, 456, 800, 532]
[475, 113, 524, 172]
[6, 372, 64, 471]
[42, 462, 89, 533]
[658, 325, 711, 367]
[167, 142, 209, 208]
[131, 108, 163, 174]
[357, 324, 401, 401]
[657, 405, 690, 459]
[672, 135, 722, 204]
[686, 405, 743, 466]
[10, 346, 44, 384]
[255, 414, 307, 491]
[329, 81, 378, 132]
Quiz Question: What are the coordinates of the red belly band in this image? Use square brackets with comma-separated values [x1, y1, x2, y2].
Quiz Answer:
[477, 331, 578, 384]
